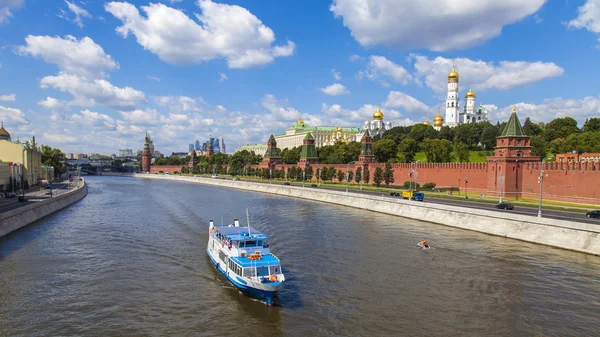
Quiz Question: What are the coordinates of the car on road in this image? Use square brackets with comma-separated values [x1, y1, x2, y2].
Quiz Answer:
[311, 184, 318, 188]
[389, 192, 400, 197]
[495, 203, 514, 210]
[283, 181, 291, 185]
[4, 192, 16, 198]
[45, 189, 52, 195]
[586, 210, 600, 218]
[211, 174, 218, 179]
[233, 177, 240, 181]
[18, 196, 29, 202]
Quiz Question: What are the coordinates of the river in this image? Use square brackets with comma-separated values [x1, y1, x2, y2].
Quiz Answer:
[1, 176, 599, 336]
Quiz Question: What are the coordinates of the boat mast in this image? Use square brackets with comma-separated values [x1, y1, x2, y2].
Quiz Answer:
[246, 208, 251, 236]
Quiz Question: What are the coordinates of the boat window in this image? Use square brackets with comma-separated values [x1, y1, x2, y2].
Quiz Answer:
[256, 266, 269, 277]
[257, 240, 262, 247]
[236, 266, 242, 275]
[242, 240, 257, 248]
[243, 267, 256, 277]
[270, 265, 280, 274]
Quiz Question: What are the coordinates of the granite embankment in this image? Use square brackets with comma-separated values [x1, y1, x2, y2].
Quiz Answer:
[136, 174, 600, 255]
[0, 179, 88, 237]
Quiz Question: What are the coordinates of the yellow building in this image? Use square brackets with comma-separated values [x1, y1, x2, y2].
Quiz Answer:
[0, 124, 43, 188]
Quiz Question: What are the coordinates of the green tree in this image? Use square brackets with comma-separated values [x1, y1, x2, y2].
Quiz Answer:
[327, 167, 337, 181]
[382, 125, 411, 145]
[337, 169, 344, 182]
[347, 170, 354, 182]
[583, 118, 600, 133]
[479, 124, 500, 149]
[453, 141, 470, 162]
[373, 138, 397, 163]
[354, 167, 362, 183]
[41, 146, 66, 176]
[396, 138, 418, 163]
[408, 123, 438, 143]
[543, 117, 580, 142]
[320, 167, 327, 181]
[281, 146, 301, 164]
[422, 139, 452, 163]
[383, 162, 394, 186]
[531, 135, 548, 159]
[305, 166, 313, 181]
[523, 117, 543, 136]
[364, 168, 370, 184]
[373, 167, 384, 187]
[437, 125, 454, 142]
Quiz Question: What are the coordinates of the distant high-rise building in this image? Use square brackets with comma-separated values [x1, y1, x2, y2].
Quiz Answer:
[202, 142, 207, 152]
[189, 144, 194, 152]
[119, 149, 134, 157]
[220, 137, 226, 154]
[195, 140, 201, 151]
[213, 136, 220, 153]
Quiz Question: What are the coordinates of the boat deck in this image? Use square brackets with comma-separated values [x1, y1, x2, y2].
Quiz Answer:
[215, 226, 269, 240]
[231, 254, 280, 267]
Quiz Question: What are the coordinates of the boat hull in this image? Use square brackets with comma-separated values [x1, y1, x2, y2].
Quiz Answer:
[206, 248, 282, 305]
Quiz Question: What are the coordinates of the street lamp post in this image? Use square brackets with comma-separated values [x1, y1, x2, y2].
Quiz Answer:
[269, 168, 272, 184]
[499, 174, 504, 204]
[465, 177, 469, 199]
[302, 169, 305, 188]
[538, 161, 547, 218]
[317, 168, 321, 187]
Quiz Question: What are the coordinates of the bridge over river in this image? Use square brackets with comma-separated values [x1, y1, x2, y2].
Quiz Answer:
[1, 176, 598, 336]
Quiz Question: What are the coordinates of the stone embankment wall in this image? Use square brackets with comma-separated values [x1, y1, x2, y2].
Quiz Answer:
[136, 174, 600, 256]
[0, 179, 88, 237]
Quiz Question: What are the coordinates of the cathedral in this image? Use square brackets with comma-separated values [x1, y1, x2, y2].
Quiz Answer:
[443, 62, 489, 127]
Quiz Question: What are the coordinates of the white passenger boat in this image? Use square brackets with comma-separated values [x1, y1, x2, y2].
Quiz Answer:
[206, 212, 285, 305]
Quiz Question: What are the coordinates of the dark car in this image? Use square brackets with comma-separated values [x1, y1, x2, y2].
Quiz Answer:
[586, 210, 600, 218]
[5, 192, 16, 198]
[390, 192, 400, 196]
[495, 203, 514, 210]
[311, 184, 318, 188]
[283, 182, 291, 186]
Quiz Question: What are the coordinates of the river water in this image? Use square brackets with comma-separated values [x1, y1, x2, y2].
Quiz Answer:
[0, 176, 599, 336]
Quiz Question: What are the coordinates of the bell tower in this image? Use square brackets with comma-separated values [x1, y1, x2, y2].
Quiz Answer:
[445, 61, 460, 127]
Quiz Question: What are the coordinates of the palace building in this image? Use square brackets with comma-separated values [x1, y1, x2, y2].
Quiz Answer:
[0, 123, 44, 188]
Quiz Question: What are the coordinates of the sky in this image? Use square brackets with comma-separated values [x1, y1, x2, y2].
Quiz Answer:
[1, 0, 600, 155]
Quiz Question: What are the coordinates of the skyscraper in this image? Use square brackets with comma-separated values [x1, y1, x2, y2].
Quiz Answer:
[189, 144, 194, 152]
[195, 140, 201, 151]
[213, 136, 220, 153]
[220, 137, 226, 154]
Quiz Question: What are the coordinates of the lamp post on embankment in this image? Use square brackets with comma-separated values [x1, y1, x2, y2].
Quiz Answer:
[345, 161, 354, 193]
[465, 177, 469, 199]
[538, 161, 547, 218]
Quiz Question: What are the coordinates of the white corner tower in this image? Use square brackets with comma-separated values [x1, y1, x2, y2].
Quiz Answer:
[445, 62, 460, 127]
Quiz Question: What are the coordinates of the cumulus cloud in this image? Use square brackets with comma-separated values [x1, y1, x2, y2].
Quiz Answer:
[321, 103, 417, 126]
[0, 105, 29, 126]
[410, 55, 564, 94]
[496, 96, 600, 125]
[349, 54, 360, 62]
[384, 91, 433, 116]
[42, 132, 78, 144]
[105, 0, 295, 68]
[0, 0, 24, 23]
[153, 95, 204, 113]
[120, 108, 164, 126]
[330, 0, 546, 51]
[320, 83, 350, 96]
[40, 73, 146, 109]
[71, 109, 116, 129]
[18, 35, 119, 78]
[37, 97, 71, 120]
[65, 1, 92, 28]
[568, 0, 600, 47]
[261, 94, 302, 120]
[0, 94, 16, 101]
[358, 55, 412, 86]
[332, 69, 341, 80]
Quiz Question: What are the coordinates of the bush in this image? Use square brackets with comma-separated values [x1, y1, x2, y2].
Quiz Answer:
[158, 170, 164, 174]
[403, 181, 420, 190]
[422, 182, 436, 189]
[173, 171, 179, 175]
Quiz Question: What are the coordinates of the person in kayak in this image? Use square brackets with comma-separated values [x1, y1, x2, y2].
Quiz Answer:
[420, 240, 428, 248]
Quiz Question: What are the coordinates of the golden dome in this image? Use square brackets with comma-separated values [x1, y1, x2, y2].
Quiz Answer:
[0, 122, 10, 139]
[448, 61, 459, 81]
[373, 107, 384, 120]
[433, 110, 444, 127]
[423, 120, 431, 126]
[465, 87, 476, 98]
[337, 126, 343, 132]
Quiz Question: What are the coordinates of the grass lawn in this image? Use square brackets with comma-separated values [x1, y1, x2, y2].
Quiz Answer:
[413, 150, 493, 163]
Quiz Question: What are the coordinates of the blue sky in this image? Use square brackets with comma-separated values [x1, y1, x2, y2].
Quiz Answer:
[1, 0, 600, 154]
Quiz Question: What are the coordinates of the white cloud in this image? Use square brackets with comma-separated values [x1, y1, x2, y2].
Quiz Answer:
[40, 73, 146, 109]
[330, 0, 546, 51]
[72, 109, 116, 129]
[105, 0, 295, 68]
[261, 94, 302, 120]
[384, 91, 432, 116]
[349, 54, 360, 62]
[65, 1, 92, 28]
[218, 72, 228, 82]
[0, 94, 16, 101]
[42, 132, 78, 144]
[410, 55, 564, 94]
[120, 108, 164, 126]
[321, 103, 416, 126]
[147, 75, 160, 81]
[332, 69, 341, 80]
[568, 0, 600, 47]
[496, 96, 600, 125]
[37, 97, 71, 120]
[320, 83, 350, 96]
[0, 105, 29, 126]
[153, 95, 204, 112]
[534, 14, 542, 24]
[358, 56, 412, 86]
[0, 0, 24, 24]
[18, 35, 119, 78]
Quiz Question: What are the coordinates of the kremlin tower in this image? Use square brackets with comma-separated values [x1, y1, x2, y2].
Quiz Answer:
[141, 132, 152, 173]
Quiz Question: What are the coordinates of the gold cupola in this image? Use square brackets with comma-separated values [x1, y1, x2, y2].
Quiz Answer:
[337, 126, 343, 132]
[465, 87, 476, 98]
[373, 107, 384, 120]
[448, 61, 459, 82]
[433, 110, 444, 127]
[423, 120, 431, 126]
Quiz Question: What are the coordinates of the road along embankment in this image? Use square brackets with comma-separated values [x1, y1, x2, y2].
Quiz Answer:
[136, 174, 600, 256]
[0, 179, 88, 238]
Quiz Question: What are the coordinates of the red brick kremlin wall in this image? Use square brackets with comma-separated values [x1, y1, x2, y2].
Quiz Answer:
[149, 165, 181, 174]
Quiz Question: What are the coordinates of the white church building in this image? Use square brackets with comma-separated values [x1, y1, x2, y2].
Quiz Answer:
[444, 62, 489, 128]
